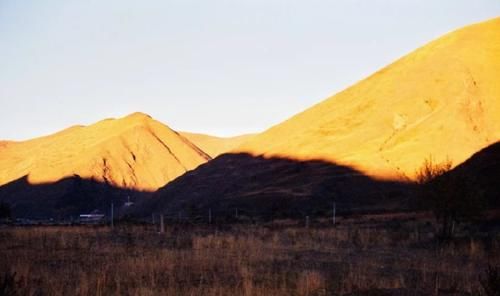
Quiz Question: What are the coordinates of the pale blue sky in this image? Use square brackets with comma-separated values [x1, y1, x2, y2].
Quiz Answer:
[1, 1, 499, 140]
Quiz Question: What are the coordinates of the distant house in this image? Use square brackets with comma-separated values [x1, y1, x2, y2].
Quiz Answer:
[79, 210, 105, 224]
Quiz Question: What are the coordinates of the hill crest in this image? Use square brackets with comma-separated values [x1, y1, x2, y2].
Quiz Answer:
[235, 17, 500, 180]
[0, 113, 211, 191]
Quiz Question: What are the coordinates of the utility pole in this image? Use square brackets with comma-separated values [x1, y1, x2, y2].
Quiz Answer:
[111, 203, 114, 229]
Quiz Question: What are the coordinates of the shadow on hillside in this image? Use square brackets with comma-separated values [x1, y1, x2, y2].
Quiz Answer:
[445, 141, 500, 208]
[0, 175, 153, 219]
[137, 140, 500, 221]
[2, 141, 499, 221]
[134, 153, 417, 221]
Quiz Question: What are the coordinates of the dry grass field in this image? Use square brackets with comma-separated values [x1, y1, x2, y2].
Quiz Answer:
[1, 215, 499, 296]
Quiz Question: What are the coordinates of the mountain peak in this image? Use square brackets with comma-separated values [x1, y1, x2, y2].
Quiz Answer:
[0, 113, 210, 192]
[115, 112, 155, 127]
[124, 112, 152, 120]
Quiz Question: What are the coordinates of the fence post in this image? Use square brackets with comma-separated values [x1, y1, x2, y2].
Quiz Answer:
[208, 208, 212, 225]
[111, 203, 114, 229]
[160, 214, 165, 234]
[306, 216, 310, 229]
[333, 202, 336, 226]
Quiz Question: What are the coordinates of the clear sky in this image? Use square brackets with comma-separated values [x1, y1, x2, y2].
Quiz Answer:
[1, 1, 499, 140]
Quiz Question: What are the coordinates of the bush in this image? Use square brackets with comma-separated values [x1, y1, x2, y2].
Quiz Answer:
[416, 157, 484, 239]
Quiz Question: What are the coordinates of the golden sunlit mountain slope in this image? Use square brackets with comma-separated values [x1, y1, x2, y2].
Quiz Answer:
[0, 112, 210, 192]
[180, 132, 255, 158]
[235, 17, 500, 180]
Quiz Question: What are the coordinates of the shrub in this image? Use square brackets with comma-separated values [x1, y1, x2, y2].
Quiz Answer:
[416, 157, 484, 239]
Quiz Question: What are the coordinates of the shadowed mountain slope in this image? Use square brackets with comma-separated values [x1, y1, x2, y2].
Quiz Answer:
[444, 141, 500, 208]
[135, 153, 414, 220]
[133, 141, 500, 221]
[179, 132, 255, 158]
[0, 112, 210, 192]
[5, 141, 498, 219]
[0, 175, 152, 219]
[235, 17, 500, 180]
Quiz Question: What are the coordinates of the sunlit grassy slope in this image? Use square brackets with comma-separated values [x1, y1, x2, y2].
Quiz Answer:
[180, 132, 255, 158]
[235, 17, 500, 180]
[0, 112, 210, 191]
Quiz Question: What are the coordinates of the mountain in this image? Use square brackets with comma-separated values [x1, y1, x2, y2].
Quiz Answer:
[236, 17, 500, 180]
[0, 112, 211, 217]
[0, 113, 210, 191]
[0, 112, 211, 191]
[137, 17, 500, 219]
[134, 153, 413, 220]
[179, 132, 255, 158]
[444, 141, 500, 208]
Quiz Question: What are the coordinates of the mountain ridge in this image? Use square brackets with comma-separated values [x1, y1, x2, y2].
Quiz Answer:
[179, 131, 255, 158]
[0, 112, 211, 192]
[234, 17, 500, 180]
[137, 17, 500, 218]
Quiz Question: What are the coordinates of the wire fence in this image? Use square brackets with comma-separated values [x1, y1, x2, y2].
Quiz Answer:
[146, 204, 342, 229]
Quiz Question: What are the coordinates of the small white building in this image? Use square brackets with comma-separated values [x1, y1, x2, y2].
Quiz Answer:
[79, 210, 105, 224]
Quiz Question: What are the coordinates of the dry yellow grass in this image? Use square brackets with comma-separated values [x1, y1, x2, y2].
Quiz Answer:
[1, 216, 498, 295]
[0, 112, 210, 191]
[236, 17, 500, 180]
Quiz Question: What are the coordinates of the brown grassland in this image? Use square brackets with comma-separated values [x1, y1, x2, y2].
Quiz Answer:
[0, 214, 499, 296]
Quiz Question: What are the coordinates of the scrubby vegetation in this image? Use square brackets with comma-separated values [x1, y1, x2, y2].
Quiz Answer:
[416, 158, 487, 239]
[1, 214, 499, 295]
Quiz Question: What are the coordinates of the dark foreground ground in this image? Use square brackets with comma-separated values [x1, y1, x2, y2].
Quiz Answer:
[0, 214, 499, 296]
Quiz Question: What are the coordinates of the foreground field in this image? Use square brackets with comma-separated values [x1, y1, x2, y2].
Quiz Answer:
[0, 216, 499, 295]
